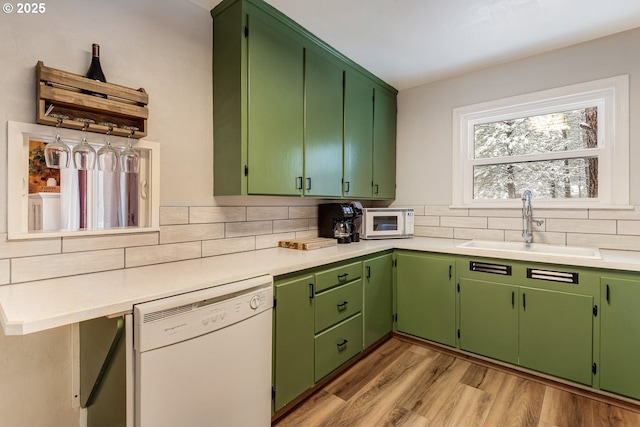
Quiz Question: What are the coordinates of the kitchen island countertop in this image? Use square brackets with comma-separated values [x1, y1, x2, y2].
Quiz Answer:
[2, 237, 640, 336]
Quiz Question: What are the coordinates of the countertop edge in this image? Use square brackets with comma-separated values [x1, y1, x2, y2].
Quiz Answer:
[3, 237, 640, 336]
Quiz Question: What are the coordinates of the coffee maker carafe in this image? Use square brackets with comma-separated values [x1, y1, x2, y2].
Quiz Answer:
[318, 203, 361, 244]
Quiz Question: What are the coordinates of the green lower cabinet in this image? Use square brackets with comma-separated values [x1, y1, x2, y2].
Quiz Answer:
[600, 276, 640, 400]
[273, 274, 315, 412]
[518, 287, 593, 385]
[459, 278, 519, 364]
[363, 253, 393, 348]
[396, 251, 456, 346]
[315, 313, 363, 382]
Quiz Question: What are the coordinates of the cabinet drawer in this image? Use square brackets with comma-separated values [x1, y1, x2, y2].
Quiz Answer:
[314, 313, 363, 382]
[315, 261, 362, 292]
[315, 279, 363, 333]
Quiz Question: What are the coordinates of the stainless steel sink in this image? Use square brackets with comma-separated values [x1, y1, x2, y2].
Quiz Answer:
[457, 240, 602, 259]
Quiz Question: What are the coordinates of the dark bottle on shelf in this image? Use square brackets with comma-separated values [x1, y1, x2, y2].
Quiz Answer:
[85, 43, 107, 98]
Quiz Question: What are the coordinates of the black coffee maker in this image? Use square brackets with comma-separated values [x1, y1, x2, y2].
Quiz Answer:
[318, 202, 362, 243]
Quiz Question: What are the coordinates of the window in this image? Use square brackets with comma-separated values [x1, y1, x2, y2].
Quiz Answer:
[452, 76, 629, 208]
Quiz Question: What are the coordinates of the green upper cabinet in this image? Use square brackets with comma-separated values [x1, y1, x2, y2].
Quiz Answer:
[211, 0, 397, 199]
[600, 275, 640, 400]
[344, 70, 374, 199]
[304, 49, 344, 197]
[372, 86, 397, 199]
[247, 14, 304, 195]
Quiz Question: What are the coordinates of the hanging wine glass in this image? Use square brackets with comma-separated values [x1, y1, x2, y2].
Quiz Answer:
[73, 118, 97, 170]
[97, 122, 119, 171]
[119, 126, 140, 227]
[44, 114, 71, 169]
[120, 126, 140, 173]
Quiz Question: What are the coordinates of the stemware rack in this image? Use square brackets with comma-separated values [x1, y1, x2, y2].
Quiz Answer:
[36, 61, 148, 138]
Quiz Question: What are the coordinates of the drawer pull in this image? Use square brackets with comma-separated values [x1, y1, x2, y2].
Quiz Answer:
[337, 339, 348, 350]
[337, 301, 348, 311]
[337, 273, 349, 281]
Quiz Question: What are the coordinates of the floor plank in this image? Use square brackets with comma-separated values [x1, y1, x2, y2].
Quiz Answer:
[273, 337, 640, 427]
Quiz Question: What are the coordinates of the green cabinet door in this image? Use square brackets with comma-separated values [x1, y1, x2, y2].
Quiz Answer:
[459, 278, 519, 364]
[304, 49, 343, 197]
[518, 286, 593, 385]
[396, 252, 456, 346]
[363, 253, 393, 348]
[273, 274, 315, 412]
[247, 14, 304, 195]
[372, 86, 397, 199]
[343, 71, 373, 199]
[600, 276, 640, 400]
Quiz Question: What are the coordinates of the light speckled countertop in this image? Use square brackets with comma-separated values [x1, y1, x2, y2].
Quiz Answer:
[2, 237, 640, 335]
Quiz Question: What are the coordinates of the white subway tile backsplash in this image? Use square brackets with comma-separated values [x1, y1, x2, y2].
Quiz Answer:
[11, 249, 124, 283]
[0, 235, 61, 259]
[425, 206, 468, 216]
[536, 209, 589, 219]
[247, 206, 289, 221]
[470, 209, 520, 218]
[289, 206, 317, 219]
[160, 207, 189, 225]
[6, 202, 640, 285]
[618, 220, 640, 235]
[126, 242, 202, 268]
[441, 216, 488, 229]
[487, 217, 522, 230]
[202, 237, 255, 257]
[225, 221, 272, 238]
[273, 219, 309, 233]
[454, 228, 504, 241]
[190, 206, 246, 224]
[414, 226, 454, 239]
[414, 215, 439, 227]
[589, 207, 640, 220]
[546, 218, 616, 234]
[568, 233, 640, 251]
[160, 224, 224, 244]
[0, 260, 9, 285]
[63, 233, 159, 253]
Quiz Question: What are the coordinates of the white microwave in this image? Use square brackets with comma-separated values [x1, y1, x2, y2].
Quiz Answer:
[360, 208, 414, 239]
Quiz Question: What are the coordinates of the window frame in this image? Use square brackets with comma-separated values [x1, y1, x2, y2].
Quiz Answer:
[452, 75, 629, 209]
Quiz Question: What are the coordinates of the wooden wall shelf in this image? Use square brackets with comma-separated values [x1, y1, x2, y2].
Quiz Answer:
[36, 61, 148, 138]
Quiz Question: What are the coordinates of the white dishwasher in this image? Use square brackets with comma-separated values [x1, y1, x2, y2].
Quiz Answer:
[132, 275, 273, 427]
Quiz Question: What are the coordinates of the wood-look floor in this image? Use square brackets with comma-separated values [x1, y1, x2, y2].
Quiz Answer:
[274, 337, 640, 427]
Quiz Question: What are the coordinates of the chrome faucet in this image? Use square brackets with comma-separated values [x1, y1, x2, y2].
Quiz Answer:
[522, 190, 544, 244]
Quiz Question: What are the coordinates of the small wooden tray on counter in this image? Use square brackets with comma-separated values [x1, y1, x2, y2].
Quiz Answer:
[36, 61, 148, 138]
[279, 237, 337, 250]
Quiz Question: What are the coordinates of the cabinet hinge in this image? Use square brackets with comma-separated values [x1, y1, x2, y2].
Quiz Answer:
[457, 329, 461, 339]
[593, 305, 598, 317]
[244, 165, 248, 176]
[392, 259, 397, 267]
[273, 296, 277, 308]
[271, 386, 276, 400]
[244, 26, 249, 38]
[592, 363, 597, 375]
[393, 313, 398, 322]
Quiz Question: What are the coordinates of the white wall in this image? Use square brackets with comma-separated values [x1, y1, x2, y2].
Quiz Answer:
[395, 27, 640, 206]
[0, 0, 214, 237]
[0, 1, 213, 424]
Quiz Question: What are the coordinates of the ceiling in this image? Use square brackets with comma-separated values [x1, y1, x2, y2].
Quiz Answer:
[194, 0, 640, 91]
